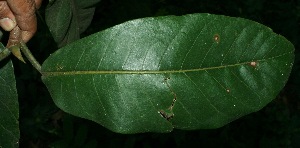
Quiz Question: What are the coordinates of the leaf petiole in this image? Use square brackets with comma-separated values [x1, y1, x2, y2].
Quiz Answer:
[0, 42, 42, 74]
[19, 42, 42, 74]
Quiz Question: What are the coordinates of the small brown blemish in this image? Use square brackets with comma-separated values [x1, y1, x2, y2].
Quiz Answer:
[56, 64, 64, 71]
[250, 61, 257, 67]
[169, 93, 176, 110]
[213, 34, 220, 43]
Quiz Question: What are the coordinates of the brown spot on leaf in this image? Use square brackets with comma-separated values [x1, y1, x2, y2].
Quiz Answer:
[250, 61, 257, 67]
[213, 34, 220, 43]
[56, 64, 64, 71]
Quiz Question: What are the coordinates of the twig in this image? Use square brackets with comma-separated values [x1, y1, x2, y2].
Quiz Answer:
[20, 42, 42, 74]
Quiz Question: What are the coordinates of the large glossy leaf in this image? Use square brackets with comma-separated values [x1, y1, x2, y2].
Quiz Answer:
[0, 44, 19, 147]
[42, 14, 294, 133]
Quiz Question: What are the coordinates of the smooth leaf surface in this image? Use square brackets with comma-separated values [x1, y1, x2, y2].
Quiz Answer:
[42, 14, 294, 133]
[45, 0, 72, 45]
[0, 50, 19, 147]
[45, 0, 100, 47]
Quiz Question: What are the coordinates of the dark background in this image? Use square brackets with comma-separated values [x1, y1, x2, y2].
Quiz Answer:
[14, 0, 300, 147]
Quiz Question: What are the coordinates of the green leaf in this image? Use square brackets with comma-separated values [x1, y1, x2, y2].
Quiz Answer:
[0, 59, 19, 147]
[45, 0, 99, 47]
[41, 14, 294, 133]
[45, 0, 72, 45]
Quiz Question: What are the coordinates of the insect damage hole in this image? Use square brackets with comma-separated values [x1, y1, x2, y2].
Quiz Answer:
[213, 34, 220, 43]
[164, 77, 177, 110]
[159, 110, 174, 120]
[159, 77, 177, 121]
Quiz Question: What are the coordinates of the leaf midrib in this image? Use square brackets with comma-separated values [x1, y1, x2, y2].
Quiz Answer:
[42, 61, 248, 76]
[42, 52, 291, 76]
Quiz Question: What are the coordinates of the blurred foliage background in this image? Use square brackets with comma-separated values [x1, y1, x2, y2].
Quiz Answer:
[8, 0, 300, 147]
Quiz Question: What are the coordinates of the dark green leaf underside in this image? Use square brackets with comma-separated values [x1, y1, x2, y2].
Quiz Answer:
[0, 60, 19, 147]
[45, 0, 98, 47]
[42, 13, 294, 133]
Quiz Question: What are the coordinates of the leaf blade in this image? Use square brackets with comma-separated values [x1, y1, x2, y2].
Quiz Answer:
[45, 0, 72, 44]
[0, 60, 19, 147]
[45, 0, 99, 47]
[42, 14, 294, 133]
